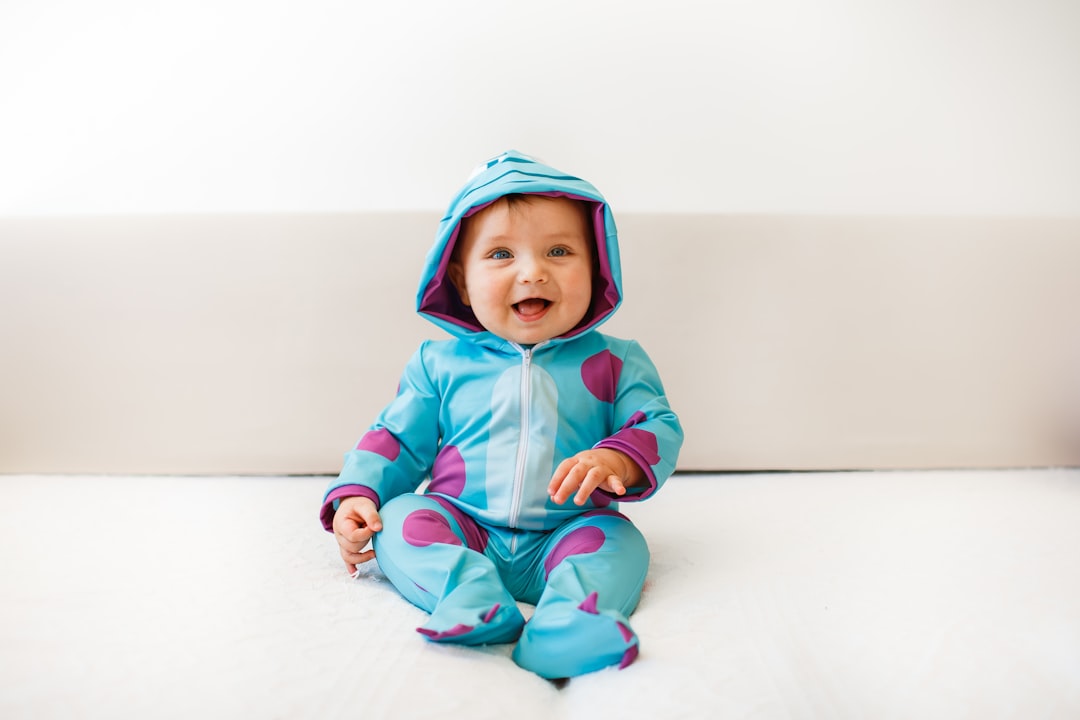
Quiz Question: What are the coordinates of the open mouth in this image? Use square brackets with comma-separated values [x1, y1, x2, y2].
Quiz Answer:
[512, 298, 551, 318]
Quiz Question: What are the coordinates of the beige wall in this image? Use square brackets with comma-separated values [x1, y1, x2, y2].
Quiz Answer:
[2, 214, 1079, 474]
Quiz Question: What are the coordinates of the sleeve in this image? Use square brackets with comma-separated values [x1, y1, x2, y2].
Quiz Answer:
[593, 340, 683, 502]
[319, 342, 442, 531]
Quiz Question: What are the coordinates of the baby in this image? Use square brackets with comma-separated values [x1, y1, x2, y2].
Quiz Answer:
[320, 151, 683, 678]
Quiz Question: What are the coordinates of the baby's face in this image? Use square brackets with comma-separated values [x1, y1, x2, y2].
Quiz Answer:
[449, 196, 593, 346]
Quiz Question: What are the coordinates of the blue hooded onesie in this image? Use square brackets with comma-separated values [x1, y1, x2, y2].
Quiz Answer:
[321, 151, 683, 678]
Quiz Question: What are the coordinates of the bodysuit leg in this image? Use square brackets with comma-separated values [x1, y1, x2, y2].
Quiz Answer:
[512, 510, 650, 678]
[373, 493, 525, 645]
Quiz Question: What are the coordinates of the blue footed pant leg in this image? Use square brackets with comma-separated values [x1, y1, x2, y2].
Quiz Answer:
[373, 493, 525, 645]
[512, 510, 650, 678]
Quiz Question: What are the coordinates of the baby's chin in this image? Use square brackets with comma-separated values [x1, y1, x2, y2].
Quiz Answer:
[475, 307, 590, 346]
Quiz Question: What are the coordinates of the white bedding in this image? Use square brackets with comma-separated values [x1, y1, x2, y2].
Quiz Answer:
[2, 470, 1078, 719]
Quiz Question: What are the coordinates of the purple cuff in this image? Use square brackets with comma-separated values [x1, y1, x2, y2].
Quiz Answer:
[593, 439, 658, 501]
[319, 485, 381, 532]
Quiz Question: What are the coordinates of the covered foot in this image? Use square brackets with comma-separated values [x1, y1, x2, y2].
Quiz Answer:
[417, 601, 525, 646]
[512, 591, 639, 678]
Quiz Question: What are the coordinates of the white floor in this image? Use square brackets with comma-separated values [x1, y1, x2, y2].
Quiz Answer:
[2, 470, 1079, 719]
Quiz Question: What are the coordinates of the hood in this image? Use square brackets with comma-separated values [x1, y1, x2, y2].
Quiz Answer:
[416, 150, 623, 343]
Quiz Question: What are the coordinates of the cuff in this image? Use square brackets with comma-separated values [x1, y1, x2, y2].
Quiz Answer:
[593, 438, 658, 502]
[319, 485, 381, 532]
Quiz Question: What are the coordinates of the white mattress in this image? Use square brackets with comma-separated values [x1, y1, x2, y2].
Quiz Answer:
[2, 470, 1078, 719]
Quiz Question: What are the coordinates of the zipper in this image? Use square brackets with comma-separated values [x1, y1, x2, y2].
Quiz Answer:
[506, 341, 546, 540]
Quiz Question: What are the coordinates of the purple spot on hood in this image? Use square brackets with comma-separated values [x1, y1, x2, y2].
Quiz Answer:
[544, 526, 606, 579]
[356, 428, 400, 462]
[429, 445, 466, 498]
[581, 350, 622, 403]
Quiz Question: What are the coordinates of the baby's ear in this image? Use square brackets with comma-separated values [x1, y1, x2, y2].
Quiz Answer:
[447, 261, 470, 306]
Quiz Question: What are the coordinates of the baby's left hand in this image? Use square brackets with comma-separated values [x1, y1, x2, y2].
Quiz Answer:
[549, 448, 642, 506]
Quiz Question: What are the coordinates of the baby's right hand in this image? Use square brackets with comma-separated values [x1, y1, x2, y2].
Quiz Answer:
[333, 496, 383, 574]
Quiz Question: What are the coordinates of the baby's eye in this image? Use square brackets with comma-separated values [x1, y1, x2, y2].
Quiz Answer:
[549, 247, 569, 257]
[490, 249, 512, 260]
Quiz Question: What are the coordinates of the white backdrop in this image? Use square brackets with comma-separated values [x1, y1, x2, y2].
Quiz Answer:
[2, 0, 1079, 217]
[3, 1, 1080, 474]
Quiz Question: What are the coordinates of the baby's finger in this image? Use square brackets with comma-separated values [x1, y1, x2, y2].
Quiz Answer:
[336, 523, 369, 550]
[552, 462, 589, 504]
[346, 526, 373, 544]
[352, 547, 376, 564]
[354, 504, 383, 534]
[573, 466, 609, 505]
[605, 475, 627, 496]
[341, 545, 375, 569]
[548, 458, 577, 495]
[335, 515, 361, 538]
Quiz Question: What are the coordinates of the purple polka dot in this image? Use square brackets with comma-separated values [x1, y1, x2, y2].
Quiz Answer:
[356, 428, 400, 461]
[578, 591, 599, 615]
[428, 445, 466, 498]
[612, 427, 661, 466]
[429, 496, 488, 553]
[589, 491, 612, 508]
[616, 621, 634, 643]
[619, 644, 639, 669]
[581, 350, 622, 403]
[544, 526, 606, 579]
[403, 509, 462, 548]
[621, 411, 647, 429]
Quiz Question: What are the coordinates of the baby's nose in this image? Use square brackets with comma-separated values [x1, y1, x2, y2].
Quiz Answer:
[517, 256, 548, 283]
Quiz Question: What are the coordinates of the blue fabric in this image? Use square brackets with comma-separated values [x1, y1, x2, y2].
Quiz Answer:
[327, 333, 681, 529]
[374, 496, 648, 678]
